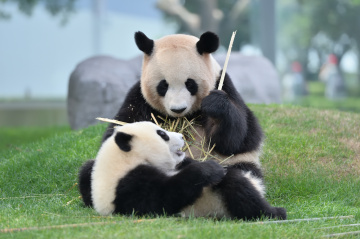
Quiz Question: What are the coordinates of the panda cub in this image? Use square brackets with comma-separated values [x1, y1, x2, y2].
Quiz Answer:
[79, 122, 286, 220]
[80, 121, 224, 216]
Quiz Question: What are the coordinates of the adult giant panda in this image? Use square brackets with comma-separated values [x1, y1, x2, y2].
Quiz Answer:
[79, 122, 286, 220]
[103, 31, 264, 169]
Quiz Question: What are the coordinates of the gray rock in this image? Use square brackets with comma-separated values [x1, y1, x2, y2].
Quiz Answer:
[214, 53, 282, 104]
[67, 55, 141, 130]
[67, 53, 281, 130]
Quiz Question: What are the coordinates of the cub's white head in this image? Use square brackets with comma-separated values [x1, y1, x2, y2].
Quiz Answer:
[104, 121, 185, 172]
[92, 121, 185, 216]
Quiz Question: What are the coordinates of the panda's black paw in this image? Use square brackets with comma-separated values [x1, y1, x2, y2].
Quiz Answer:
[176, 157, 198, 170]
[201, 90, 230, 118]
[198, 160, 225, 185]
[274, 207, 287, 220]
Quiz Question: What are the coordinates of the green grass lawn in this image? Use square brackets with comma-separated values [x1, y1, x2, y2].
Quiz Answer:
[0, 126, 70, 152]
[1, 105, 360, 238]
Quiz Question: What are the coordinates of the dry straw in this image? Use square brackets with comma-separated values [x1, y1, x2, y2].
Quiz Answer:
[96, 117, 127, 126]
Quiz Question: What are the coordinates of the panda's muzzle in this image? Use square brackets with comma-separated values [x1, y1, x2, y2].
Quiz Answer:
[171, 107, 187, 114]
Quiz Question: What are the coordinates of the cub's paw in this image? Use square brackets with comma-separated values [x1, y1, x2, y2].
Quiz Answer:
[198, 160, 225, 185]
[176, 157, 198, 170]
[201, 90, 230, 118]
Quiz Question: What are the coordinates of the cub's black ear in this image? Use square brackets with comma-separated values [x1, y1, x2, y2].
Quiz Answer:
[115, 132, 133, 152]
[135, 31, 154, 56]
[196, 31, 219, 55]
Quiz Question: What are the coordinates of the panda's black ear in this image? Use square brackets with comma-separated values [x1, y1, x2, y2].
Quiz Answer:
[115, 132, 132, 152]
[196, 31, 219, 55]
[135, 31, 154, 56]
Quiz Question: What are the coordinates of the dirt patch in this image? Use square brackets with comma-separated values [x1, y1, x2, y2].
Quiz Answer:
[316, 138, 360, 179]
[316, 110, 360, 134]
[341, 138, 360, 155]
[340, 138, 360, 174]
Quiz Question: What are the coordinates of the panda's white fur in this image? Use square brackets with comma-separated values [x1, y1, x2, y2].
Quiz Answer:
[141, 34, 221, 118]
[243, 171, 266, 197]
[182, 187, 231, 218]
[91, 121, 185, 216]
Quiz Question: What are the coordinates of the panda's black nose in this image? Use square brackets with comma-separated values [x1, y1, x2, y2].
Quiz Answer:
[171, 107, 187, 114]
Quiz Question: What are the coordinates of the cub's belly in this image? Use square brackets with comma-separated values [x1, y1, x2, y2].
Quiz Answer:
[181, 187, 230, 219]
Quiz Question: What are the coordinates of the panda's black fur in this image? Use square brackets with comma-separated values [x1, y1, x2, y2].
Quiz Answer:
[78, 159, 94, 207]
[112, 159, 224, 216]
[79, 122, 286, 220]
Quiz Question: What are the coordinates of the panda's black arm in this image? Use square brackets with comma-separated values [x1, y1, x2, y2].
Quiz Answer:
[201, 72, 263, 155]
[113, 161, 224, 216]
[175, 157, 198, 170]
[102, 81, 163, 142]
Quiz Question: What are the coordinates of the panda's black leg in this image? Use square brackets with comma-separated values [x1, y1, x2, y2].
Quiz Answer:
[78, 159, 95, 207]
[216, 168, 286, 220]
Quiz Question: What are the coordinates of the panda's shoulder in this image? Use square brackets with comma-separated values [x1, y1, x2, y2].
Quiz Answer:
[123, 81, 144, 103]
[112, 81, 156, 122]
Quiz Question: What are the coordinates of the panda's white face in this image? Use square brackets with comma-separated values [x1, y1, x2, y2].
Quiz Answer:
[139, 34, 221, 117]
[114, 122, 185, 172]
[152, 75, 199, 117]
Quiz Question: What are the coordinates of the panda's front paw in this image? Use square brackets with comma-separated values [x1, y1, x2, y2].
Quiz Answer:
[176, 157, 197, 170]
[201, 90, 230, 118]
[199, 160, 225, 185]
[274, 207, 287, 220]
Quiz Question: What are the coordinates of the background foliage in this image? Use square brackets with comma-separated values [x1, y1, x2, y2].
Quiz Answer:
[0, 0, 76, 22]
[279, 0, 360, 83]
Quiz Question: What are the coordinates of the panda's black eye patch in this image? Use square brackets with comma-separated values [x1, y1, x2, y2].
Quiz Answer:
[185, 78, 198, 95]
[157, 130, 169, 141]
[156, 80, 169, 97]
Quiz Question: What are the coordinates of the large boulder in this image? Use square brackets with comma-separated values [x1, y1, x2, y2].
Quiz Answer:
[67, 55, 142, 130]
[67, 53, 281, 130]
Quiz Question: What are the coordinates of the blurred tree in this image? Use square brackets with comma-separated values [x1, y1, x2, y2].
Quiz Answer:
[0, 0, 76, 23]
[279, 0, 360, 82]
[156, 0, 251, 49]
